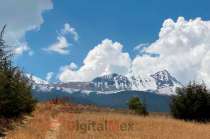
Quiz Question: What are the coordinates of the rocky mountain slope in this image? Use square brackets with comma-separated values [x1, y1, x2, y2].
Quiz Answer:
[29, 70, 183, 95]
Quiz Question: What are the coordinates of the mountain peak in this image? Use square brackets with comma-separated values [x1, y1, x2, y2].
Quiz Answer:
[150, 70, 182, 91]
[151, 69, 171, 82]
[30, 70, 183, 95]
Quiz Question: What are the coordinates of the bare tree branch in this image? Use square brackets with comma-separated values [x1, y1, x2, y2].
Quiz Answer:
[0, 25, 6, 40]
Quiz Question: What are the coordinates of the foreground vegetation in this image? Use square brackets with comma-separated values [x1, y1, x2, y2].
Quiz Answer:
[2, 101, 210, 139]
[0, 26, 36, 119]
[171, 82, 210, 122]
[0, 26, 36, 137]
[128, 96, 148, 115]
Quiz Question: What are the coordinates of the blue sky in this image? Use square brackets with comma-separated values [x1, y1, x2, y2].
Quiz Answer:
[3, 0, 210, 83]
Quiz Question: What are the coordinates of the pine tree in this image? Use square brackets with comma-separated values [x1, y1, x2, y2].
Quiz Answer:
[0, 25, 36, 118]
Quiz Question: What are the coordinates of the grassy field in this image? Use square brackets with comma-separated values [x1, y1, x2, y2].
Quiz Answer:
[3, 100, 210, 139]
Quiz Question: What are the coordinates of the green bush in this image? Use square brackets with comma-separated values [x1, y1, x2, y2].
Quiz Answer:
[170, 82, 210, 122]
[0, 26, 36, 118]
[128, 97, 148, 115]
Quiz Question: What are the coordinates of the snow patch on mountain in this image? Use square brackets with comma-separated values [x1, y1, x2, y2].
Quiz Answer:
[92, 73, 131, 91]
[150, 70, 183, 95]
[129, 75, 157, 91]
[26, 74, 49, 85]
[29, 70, 183, 95]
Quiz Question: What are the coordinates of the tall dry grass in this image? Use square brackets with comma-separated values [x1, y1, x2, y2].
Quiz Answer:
[4, 101, 210, 139]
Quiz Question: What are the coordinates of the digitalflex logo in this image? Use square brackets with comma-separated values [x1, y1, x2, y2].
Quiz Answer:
[58, 113, 136, 134]
[72, 119, 135, 133]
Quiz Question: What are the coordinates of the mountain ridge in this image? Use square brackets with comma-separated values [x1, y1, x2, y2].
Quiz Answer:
[29, 70, 183, 95]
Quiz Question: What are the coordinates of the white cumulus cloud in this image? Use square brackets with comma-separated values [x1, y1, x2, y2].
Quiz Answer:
[59, 39, 131, 82]
[61, 23, 79, 42]
[44, 23, 78, 55]
[60, 62, 78, 71]
[13, 46, 29, 55]
[0, 0, 53, 56]
[133, 43, 150, 52]
[132, 17, 210, 86]
[44, 36, 70, 55]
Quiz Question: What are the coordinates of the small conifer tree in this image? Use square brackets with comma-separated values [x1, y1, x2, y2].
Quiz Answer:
[0, 25, 36, 118]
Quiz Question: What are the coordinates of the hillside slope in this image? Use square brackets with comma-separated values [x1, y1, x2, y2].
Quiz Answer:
[32, 90, 171, 112]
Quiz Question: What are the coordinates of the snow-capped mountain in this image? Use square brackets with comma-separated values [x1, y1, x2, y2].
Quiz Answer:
[29, 70, 183, 95]
[89, 70, 182, 95]
[151, 70, 183, 95]
[26, 74, 48, 85]
[92, 73, 131, 91]
[30, 70, 180, 112]
[129, 75, 157, 91]
[151, 70, 181, 89]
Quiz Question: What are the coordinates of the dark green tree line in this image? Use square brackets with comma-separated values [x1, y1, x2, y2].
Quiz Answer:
[171, 82, 210, 122]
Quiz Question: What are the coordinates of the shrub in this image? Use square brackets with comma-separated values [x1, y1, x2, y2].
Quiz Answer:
[128, 97, 148, 115]
[0, 26, 36, 118]
[170, 82, 210, 122]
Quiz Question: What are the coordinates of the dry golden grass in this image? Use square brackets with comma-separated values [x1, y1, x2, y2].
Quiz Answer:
[4, 101, 210, 139]
[4, 103, 52, 139]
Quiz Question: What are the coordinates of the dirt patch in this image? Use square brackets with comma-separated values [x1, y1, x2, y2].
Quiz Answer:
[45, 118, 61, 139]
